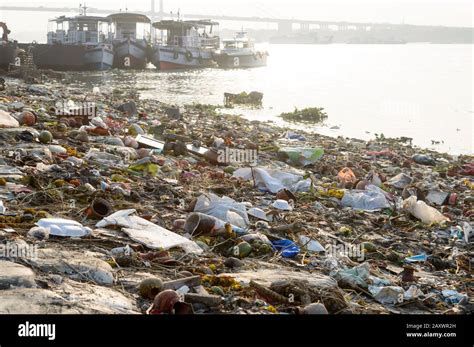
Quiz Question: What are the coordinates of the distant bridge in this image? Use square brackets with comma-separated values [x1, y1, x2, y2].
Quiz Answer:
[0, 0, 467, 34]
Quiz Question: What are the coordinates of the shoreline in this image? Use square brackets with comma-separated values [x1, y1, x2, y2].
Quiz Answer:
[0, 75, 472, 315]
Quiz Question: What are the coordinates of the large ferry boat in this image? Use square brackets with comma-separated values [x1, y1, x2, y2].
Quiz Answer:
[151, 19, 219, 70]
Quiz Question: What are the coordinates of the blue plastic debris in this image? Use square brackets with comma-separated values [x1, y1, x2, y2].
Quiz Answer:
[285, 131, 306, 141]
[442, 290, 468, 304]
[404, 254, 428, 263]
[271, 239, 300, 258]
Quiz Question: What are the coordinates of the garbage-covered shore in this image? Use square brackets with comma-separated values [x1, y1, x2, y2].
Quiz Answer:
[0, 76, 472, 315]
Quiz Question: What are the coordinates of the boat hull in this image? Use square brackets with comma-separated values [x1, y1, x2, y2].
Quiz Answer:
[153, 46, 215, 70]
[18, 44, 113, 71]
[84, 44, 114, 71]
[214, 52, 267, 69]
[0, 44, 19, 70]
[26, 44, 86, 71]
[113, 39, 147, 69]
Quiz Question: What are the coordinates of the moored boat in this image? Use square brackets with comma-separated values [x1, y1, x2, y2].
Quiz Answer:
[214, 31, 268, 69]
[107, 13, 151, 69]
[31, 9, 114, 71]
[151, 19, 219, 70]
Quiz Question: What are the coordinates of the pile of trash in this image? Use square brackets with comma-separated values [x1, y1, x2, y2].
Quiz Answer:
[0, 76, 472, 315]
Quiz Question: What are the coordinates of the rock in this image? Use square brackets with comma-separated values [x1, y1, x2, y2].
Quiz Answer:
[29, 249, 114, 286]
[73, 130, 89, 142]
[38, 131, 53, 144]
[123, 136, 139, 148]
[0, 261, 36, 289]
[302, 303, 329, 315]
[0, 280, 139, 314]
[173, 141, 188, 156]
[224, 257, 244, 268]
[136, 148, 151, 159]
[0, 110, 20, 128]
[221, 266, 337, 290]
[27, 227, 50, 241]
[229, 241, 252, 259]
[49, 145, 67, 154]
[128, 124, 145, 136]
[117, 101, 137, 116]
[138, 277, 164, 299]
[18, 111, 36, 126]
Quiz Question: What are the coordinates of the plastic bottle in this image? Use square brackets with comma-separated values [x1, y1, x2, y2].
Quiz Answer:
[402, 196, 449, 224]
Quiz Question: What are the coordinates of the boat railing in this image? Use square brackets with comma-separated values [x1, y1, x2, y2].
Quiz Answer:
[171, 35, 219, 49]
[200, 37, 220, 48]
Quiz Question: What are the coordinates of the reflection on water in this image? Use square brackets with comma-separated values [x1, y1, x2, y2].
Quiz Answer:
[67, 44, 473, 154]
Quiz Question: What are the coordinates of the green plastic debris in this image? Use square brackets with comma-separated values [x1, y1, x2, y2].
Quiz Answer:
[277, 147, 324, 167]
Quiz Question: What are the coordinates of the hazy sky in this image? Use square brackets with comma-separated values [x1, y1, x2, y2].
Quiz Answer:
[1, 0, 472, 41]
[2, 0, 473, 25]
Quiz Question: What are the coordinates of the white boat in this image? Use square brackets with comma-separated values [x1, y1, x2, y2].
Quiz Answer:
[107, 13, 151, 69]
[151, 20, 219, 70]
[44, 12, 114, 71]
[214, 31, 268, 69]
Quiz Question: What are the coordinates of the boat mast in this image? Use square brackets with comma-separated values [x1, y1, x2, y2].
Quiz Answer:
[79, 3, 88, 16]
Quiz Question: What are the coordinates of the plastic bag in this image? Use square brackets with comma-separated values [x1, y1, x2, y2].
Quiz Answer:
[387, 173, 413, 189]
[233, 167, 311, 194]
[96, 209, 202, 254]
[271, 239, 300, 258]
[341, 185, 391, 211]
[338, 168, 357, 186]
[277, 147, 324, 167]
[194, 193, 249, 228]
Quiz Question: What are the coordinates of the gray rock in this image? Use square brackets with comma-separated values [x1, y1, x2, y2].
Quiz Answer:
[224, 257, 244, 269]
[0, 280, 139, 314]
[29, 249, 114, 286]
[117, 101, 137, 116]
[302, 303, 329, 315]
[0, 261, 36, 289]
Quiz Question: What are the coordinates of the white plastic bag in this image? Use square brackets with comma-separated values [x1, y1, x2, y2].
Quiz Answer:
[194, 193, 249, 228]
[96, 209, 203, 254]
[233, 167, 311, 194]
[341, 185, 391, 211]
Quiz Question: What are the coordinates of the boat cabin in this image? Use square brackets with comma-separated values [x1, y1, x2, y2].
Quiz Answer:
[47, 16, 111, 45]
[107, 13, 151, 42]
[222, 32, 255, 50]
[152, 20, 219, 49]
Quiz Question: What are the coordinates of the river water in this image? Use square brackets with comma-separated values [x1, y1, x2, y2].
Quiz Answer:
[70, 44, 473, 154]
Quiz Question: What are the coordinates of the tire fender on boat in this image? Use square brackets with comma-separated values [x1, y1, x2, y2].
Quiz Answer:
[185, 50, 193, 62]
[173, 48, 179, 60]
